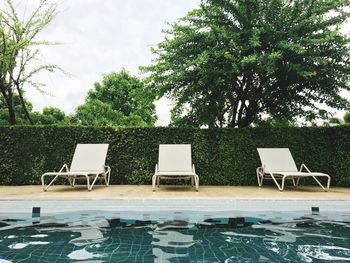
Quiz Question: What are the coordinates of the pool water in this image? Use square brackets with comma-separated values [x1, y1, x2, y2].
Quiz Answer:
[0, 210, 350, 262]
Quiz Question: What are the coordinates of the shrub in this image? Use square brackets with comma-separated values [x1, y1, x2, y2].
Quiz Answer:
[0, 126, 349, 186]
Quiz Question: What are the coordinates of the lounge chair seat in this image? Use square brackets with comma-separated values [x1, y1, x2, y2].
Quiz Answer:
[264, 171, 329, 177]
[257, 148, 330, 192]
[41, 144, 111, 192]
[155, 171, 196, 176]
[42, 171, 102, 176]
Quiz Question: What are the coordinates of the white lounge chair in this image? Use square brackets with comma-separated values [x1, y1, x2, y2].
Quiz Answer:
[256, 148, 330, 192]
[152, 144, 199, 191]
[41, 144, 111, 192]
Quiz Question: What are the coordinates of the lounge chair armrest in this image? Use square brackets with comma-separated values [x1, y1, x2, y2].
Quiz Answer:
[299, 163, 311, 173]
[103, 165, 111, 186]
[155, 164, 158, 174]
[104, 165, 111, 174]
[59, 164, 69, 173]
[256, 166, 263, 175]
[257, 165, 266, 174]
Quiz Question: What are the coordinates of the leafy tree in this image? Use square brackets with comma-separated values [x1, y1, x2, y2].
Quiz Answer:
[344, 112, 350, 124]
[303, 109, 332, 126]
[144, 0, 350, 128]
[87, 70, 157, 126]
[73, 99, 148, 127]
[42, 107, 66, 122]
[0, 0, 62, 125]
[32, 107, 68, 125]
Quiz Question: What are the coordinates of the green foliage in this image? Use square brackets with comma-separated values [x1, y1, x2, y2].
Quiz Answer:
[73, 99, 148, 127]
[143, 0, 350, 128]
[1, 94, 70, 126]
[328, 117, 342, 125]
[32, 107, 69, 125]
[303, 109, 335, 126]
[0, 126, 349, 187]
[253, 117, 297, 128]
[0, 94, 34, 125]
[344, 112, 350, 124]
[85, 70, 157, 126]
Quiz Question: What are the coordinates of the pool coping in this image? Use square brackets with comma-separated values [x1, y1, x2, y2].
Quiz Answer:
[1, 198, 350, 214]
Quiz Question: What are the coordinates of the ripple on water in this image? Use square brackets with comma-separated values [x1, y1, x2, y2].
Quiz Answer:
[68, 248, 102, 260]
[298, 245, 350, 262]
[8, 241, 50, 250]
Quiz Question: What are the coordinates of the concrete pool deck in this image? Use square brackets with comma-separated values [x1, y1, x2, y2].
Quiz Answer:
[1, 185, 350, 213]
[0, 185, 349, 200]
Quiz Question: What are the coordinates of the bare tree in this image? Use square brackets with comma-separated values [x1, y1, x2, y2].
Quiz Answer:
[0, 0, 63, 125]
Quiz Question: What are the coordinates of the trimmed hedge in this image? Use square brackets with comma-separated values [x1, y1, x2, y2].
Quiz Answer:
[0, 126, 349, 186]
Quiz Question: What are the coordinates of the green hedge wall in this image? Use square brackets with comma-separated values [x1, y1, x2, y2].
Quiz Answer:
[0, 126, 349, 186]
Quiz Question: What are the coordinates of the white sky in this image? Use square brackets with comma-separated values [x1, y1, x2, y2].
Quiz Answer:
[5, 0, 350, 126]
[19, 0, 200, 126]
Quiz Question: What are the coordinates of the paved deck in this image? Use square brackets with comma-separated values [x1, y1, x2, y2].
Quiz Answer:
[0, 185, 349, 200]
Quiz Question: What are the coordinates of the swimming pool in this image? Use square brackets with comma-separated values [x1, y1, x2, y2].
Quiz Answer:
[0, 210, 350, 262]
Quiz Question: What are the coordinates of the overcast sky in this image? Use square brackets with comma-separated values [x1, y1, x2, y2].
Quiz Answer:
[15, 0, 200, 126]
[6, 0, 350, 125]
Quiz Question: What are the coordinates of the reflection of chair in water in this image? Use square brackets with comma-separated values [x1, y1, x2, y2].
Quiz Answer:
[152, 247, 188, 263]
[152, 220, 196, 263]
[69, 227, 106, 247]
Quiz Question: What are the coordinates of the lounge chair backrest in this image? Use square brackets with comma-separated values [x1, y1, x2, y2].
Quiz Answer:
[158, 144, 192, 172]
[257, 148, 298, 172]
[70, 144, 109, 172]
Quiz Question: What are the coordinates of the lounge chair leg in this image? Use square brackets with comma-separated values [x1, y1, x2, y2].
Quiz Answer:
[68, 177, 74, 187]
[327, 176, 331, 191]
[105, 175, 109, 187]
[103, 173, 107, 186]
[312, 176, 329, 192]
[89, 173, 100, 191]
[84, 175, 91, 191]
[42, 174, 60, 192]
[281, 177, 286, 192]
[270, 173, 283, 191]
[104, 173, 109, 186]
[41, 174, 47, 191]
[152, 174, 157, 191]
[107, 170, 111, 186]
[256, 167, 264, 187]
[194, 174, 199, 192]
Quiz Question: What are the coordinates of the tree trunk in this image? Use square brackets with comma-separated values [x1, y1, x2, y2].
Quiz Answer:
[236, 101, 245, 128]
[240, 102, 258, 128]
[6, 92, 16, 125]
[229, 100, 239, 128]
[16, 84, 33, 125]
